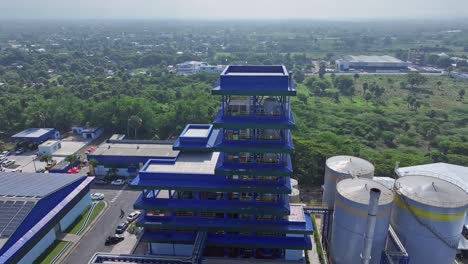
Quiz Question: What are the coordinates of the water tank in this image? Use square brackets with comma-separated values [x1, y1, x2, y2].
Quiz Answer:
[331, 178, 393, 264]
[392, 175, 468, 264]
[322, 156, 374, 208]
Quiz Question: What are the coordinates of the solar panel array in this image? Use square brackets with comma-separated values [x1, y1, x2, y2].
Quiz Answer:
[0, 172, 84, 198]
[0, 200, 36, 237]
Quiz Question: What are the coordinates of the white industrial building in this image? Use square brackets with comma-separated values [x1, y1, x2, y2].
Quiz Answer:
[37, 140, 62, 155]
[335, 55, 410, 72]
[176, 61, 225, 75]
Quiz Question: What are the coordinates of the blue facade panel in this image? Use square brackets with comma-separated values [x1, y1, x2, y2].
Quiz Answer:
[17, 228, 56, 264]
[133, 65, 311, 261]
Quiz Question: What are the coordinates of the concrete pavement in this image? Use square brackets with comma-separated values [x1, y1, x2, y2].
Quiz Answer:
[63, 185, 141, 264]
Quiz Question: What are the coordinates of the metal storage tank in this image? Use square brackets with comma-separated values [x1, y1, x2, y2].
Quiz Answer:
[331, 178, 393, 264]
[392, 175, 468, 264]
[322, 155, 375, 208]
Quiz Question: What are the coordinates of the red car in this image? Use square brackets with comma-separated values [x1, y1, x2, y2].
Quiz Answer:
[67, 167, 79, 174]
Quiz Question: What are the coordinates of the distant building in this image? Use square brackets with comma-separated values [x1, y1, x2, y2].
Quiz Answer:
[71, 127, 103, 140]
[38, 140, 61, 155]
[0, 172, 93, 264]
[11, 128, 60, 144]
[176, 61, 224, 75]
[407, 48, 426, 66]
[336, 55, 410, 72]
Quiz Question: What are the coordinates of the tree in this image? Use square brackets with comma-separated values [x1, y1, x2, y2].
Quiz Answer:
[364, 92, 372, 106]
[318, 63, 326, 78]
[88, 159, 99, 176]
[65, 154, 79, 163]
[436, 81, 442, 90]
[362, 82, 369, 95]
[128, 115, 143, 139]
[406, 72, 426, 91]
[353, 73, 360, 81]
[459, 89, 465, 101]
[39, 154, 53, 164]
[293, 70, 305, 84]
[335, 76, 355, 100]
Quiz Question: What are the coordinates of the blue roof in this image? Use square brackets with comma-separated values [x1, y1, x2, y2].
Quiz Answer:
[212, 65, 296, 95]
[173, 124, 218, 151]
[0, 173, 92, 263]
[11, 128, 55, 142]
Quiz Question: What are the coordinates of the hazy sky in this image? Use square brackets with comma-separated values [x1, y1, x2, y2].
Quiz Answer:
[1, 0, 467, 20]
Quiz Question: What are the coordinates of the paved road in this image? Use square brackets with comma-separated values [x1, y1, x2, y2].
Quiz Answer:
[64, 184, 141, 264]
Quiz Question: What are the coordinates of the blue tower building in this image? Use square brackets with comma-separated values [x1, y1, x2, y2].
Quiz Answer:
[131, 65, 312, 262]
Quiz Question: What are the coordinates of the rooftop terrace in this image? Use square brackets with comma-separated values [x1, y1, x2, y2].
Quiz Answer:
[90, 142, 179, 158]
[145, 152, 219, 174]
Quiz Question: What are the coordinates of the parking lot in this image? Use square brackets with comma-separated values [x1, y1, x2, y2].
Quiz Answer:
[1, 150, 65, 172]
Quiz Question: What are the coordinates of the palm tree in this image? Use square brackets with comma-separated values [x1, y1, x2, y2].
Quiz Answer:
[39, 154, 52, 164]
[128, 115, 143, 139]
[88, 159, 99, 176]
[65, 154, 79, 163]
[459, 89, 465, 101]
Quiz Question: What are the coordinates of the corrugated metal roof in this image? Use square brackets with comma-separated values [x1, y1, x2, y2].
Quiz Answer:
[341, 55, 405, 63]
[11, 128, 54, 139]
[0, 172, 84, 198]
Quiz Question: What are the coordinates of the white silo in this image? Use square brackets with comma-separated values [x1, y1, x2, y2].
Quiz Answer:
[331, 178, 393, 264]
[392, 175, 468, 264]
[322, 155, 375, 208]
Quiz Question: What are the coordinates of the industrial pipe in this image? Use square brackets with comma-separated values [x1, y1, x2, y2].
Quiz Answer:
[361, 188, 381, 264]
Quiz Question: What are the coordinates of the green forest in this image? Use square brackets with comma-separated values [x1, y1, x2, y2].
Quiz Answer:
[0, 21, 467, 188]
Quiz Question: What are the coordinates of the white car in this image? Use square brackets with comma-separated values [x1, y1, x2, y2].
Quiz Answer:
[111, 179, 125, 186]
[2, 160, 15, 167]
[1, 151, 10, 156]
[91, 193, 105, 200]
[126, 211, 141, 222]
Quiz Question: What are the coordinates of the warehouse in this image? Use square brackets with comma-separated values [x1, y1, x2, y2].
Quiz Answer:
[11, 128, 60, 144]
[0, 172, 93, 264]
[335, 55, 410, 72]
[87, 136, 179, 177]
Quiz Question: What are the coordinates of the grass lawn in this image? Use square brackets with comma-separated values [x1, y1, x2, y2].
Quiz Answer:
[33, 240, 69, 264]
[65, 201, 105, 234]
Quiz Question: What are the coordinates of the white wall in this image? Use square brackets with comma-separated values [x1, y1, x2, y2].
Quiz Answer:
[59, 193, 92, 231]
[18, 228, 56, 264]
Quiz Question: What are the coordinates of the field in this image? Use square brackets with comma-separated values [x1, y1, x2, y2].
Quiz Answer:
[291, 74, 468, 186]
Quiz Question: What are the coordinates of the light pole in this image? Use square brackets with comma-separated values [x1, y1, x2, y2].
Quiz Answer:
[32, 157, 37, 172]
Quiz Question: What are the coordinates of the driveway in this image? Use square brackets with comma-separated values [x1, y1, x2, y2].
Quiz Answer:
[63, 185, 141, 264]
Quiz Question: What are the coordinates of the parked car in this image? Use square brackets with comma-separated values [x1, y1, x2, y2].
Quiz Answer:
[1, 151, 10, 156]
[2, 160, 15, 167]
[67, 167, 80, 174]
[91, 193, 105, 200]
[111, 179, 125, 186]
[126, 211, 141, 222]
[0, 156, 7, 163]
[94, 179, 109, 185]
[115, 221, 129, 234]
[104, 234, 124, 246]
[15, 148, 25, 155]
